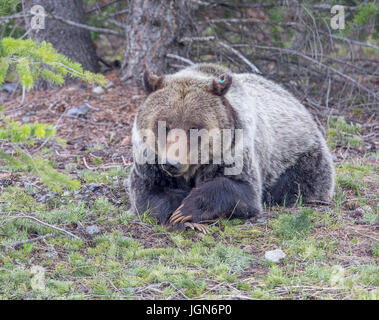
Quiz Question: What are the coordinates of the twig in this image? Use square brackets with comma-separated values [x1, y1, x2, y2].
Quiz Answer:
[180, 36, 216, 42]
[253, 44, 376, 96]
[47, 13, 124, 37]
[7, 214, 81, 240]
[7, 233, 55, 250]
[346, 226, 378, 242]
[218, 41, 261, 74]
[207, 17, 298, 27]
[179, 36, 261, 74]
[83, 157, 94, 170]
[167, 54, 194, 66]
[321, 32, 379, 51]
[83, 157, 130, 170]
[107, 18, 125, 29]
[86, 0, 123, 14]
[0, 13, 31, 21]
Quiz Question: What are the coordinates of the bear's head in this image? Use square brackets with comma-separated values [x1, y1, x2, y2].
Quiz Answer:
[133, 69, 239, 178]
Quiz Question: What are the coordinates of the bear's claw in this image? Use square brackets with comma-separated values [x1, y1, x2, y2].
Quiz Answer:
[169, 204, 184, 223]
[169, 205, 208, 234]
[184, 222, 208, 234]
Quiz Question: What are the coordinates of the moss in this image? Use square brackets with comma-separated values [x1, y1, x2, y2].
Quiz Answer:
[0, 186, 46, 213]
[373, 243, 379, 257]
[327, 117, 363, 149]
[78, 166, 129, 184]
[270, 209, 315, 240]
[93, 196, 117, 217]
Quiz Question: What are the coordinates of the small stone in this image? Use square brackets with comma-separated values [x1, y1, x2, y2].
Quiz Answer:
[131, 95, 140, 103]
[66, 105, 90, 118]
[92, 86, 105, 94]
[44, 251, 58, 258]
[361, 205, 373, 215]
[88, 183, 102, 192]
[78, 83, 88, 90]
[351, 208, 364, 219]
[367, 155, 376, 163]
[257, 217, 266, 223]
[0, 179, 12, 187]
[265, 249, 286, 263]
[86, 225, 101, 235]
[106, 81, 115, 89]
[0, 83, 18, 92]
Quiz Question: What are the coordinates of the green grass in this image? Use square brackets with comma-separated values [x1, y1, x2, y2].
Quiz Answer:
[327, 116, 363, 149]
[0, 158, 378, 300]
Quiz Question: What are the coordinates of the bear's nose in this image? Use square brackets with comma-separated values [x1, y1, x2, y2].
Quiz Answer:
[165, 158, 182, 171]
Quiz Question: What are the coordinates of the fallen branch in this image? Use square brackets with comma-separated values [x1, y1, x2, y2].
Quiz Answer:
[7, 233, 55, 250]
[83, 157, 131, 170]
[253, 44, 377, 97]
[323, 33, 379, 52]
[7, 214, 81, 240]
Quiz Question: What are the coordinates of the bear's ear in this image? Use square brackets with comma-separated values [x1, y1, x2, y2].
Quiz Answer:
[212, 74, 232, 96]
[143, 70, 164, 94]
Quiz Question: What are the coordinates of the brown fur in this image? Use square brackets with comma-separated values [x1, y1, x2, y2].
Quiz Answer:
[128, 64, 335, 229]
[137, 75, 235, 137]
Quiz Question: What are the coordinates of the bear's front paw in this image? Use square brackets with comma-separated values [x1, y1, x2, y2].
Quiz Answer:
[168, 204, 209, 234]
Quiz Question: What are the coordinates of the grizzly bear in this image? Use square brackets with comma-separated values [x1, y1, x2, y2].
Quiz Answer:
[128, 63, 334, 232]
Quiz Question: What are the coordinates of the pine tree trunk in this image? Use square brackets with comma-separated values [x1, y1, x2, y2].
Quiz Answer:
[121, 0, 196, 84]
[23, 0, 99, 89]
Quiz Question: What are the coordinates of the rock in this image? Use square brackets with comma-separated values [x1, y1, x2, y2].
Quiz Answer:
[92, 86, 105, 94]
[257, 217, 266, 223]
[0, 179, 12, 187]
[351, 208, 364, 218]
[131, 95, 140, 103]
[0, 83, 18, 93]
[265, 249, 286, 263]
[78, 83, 88, 90]
[367, 155, 377, 163]
[66, 105, 90, 118]
[106, 81, 115, 89]
[44, 251, 58, 258]
[85, 225, 101, 235]
[361, 205, 373, 215]
[87, 183, 102, 192]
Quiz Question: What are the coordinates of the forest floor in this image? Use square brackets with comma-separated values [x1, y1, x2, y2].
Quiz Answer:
[0, 71, 378, 300]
